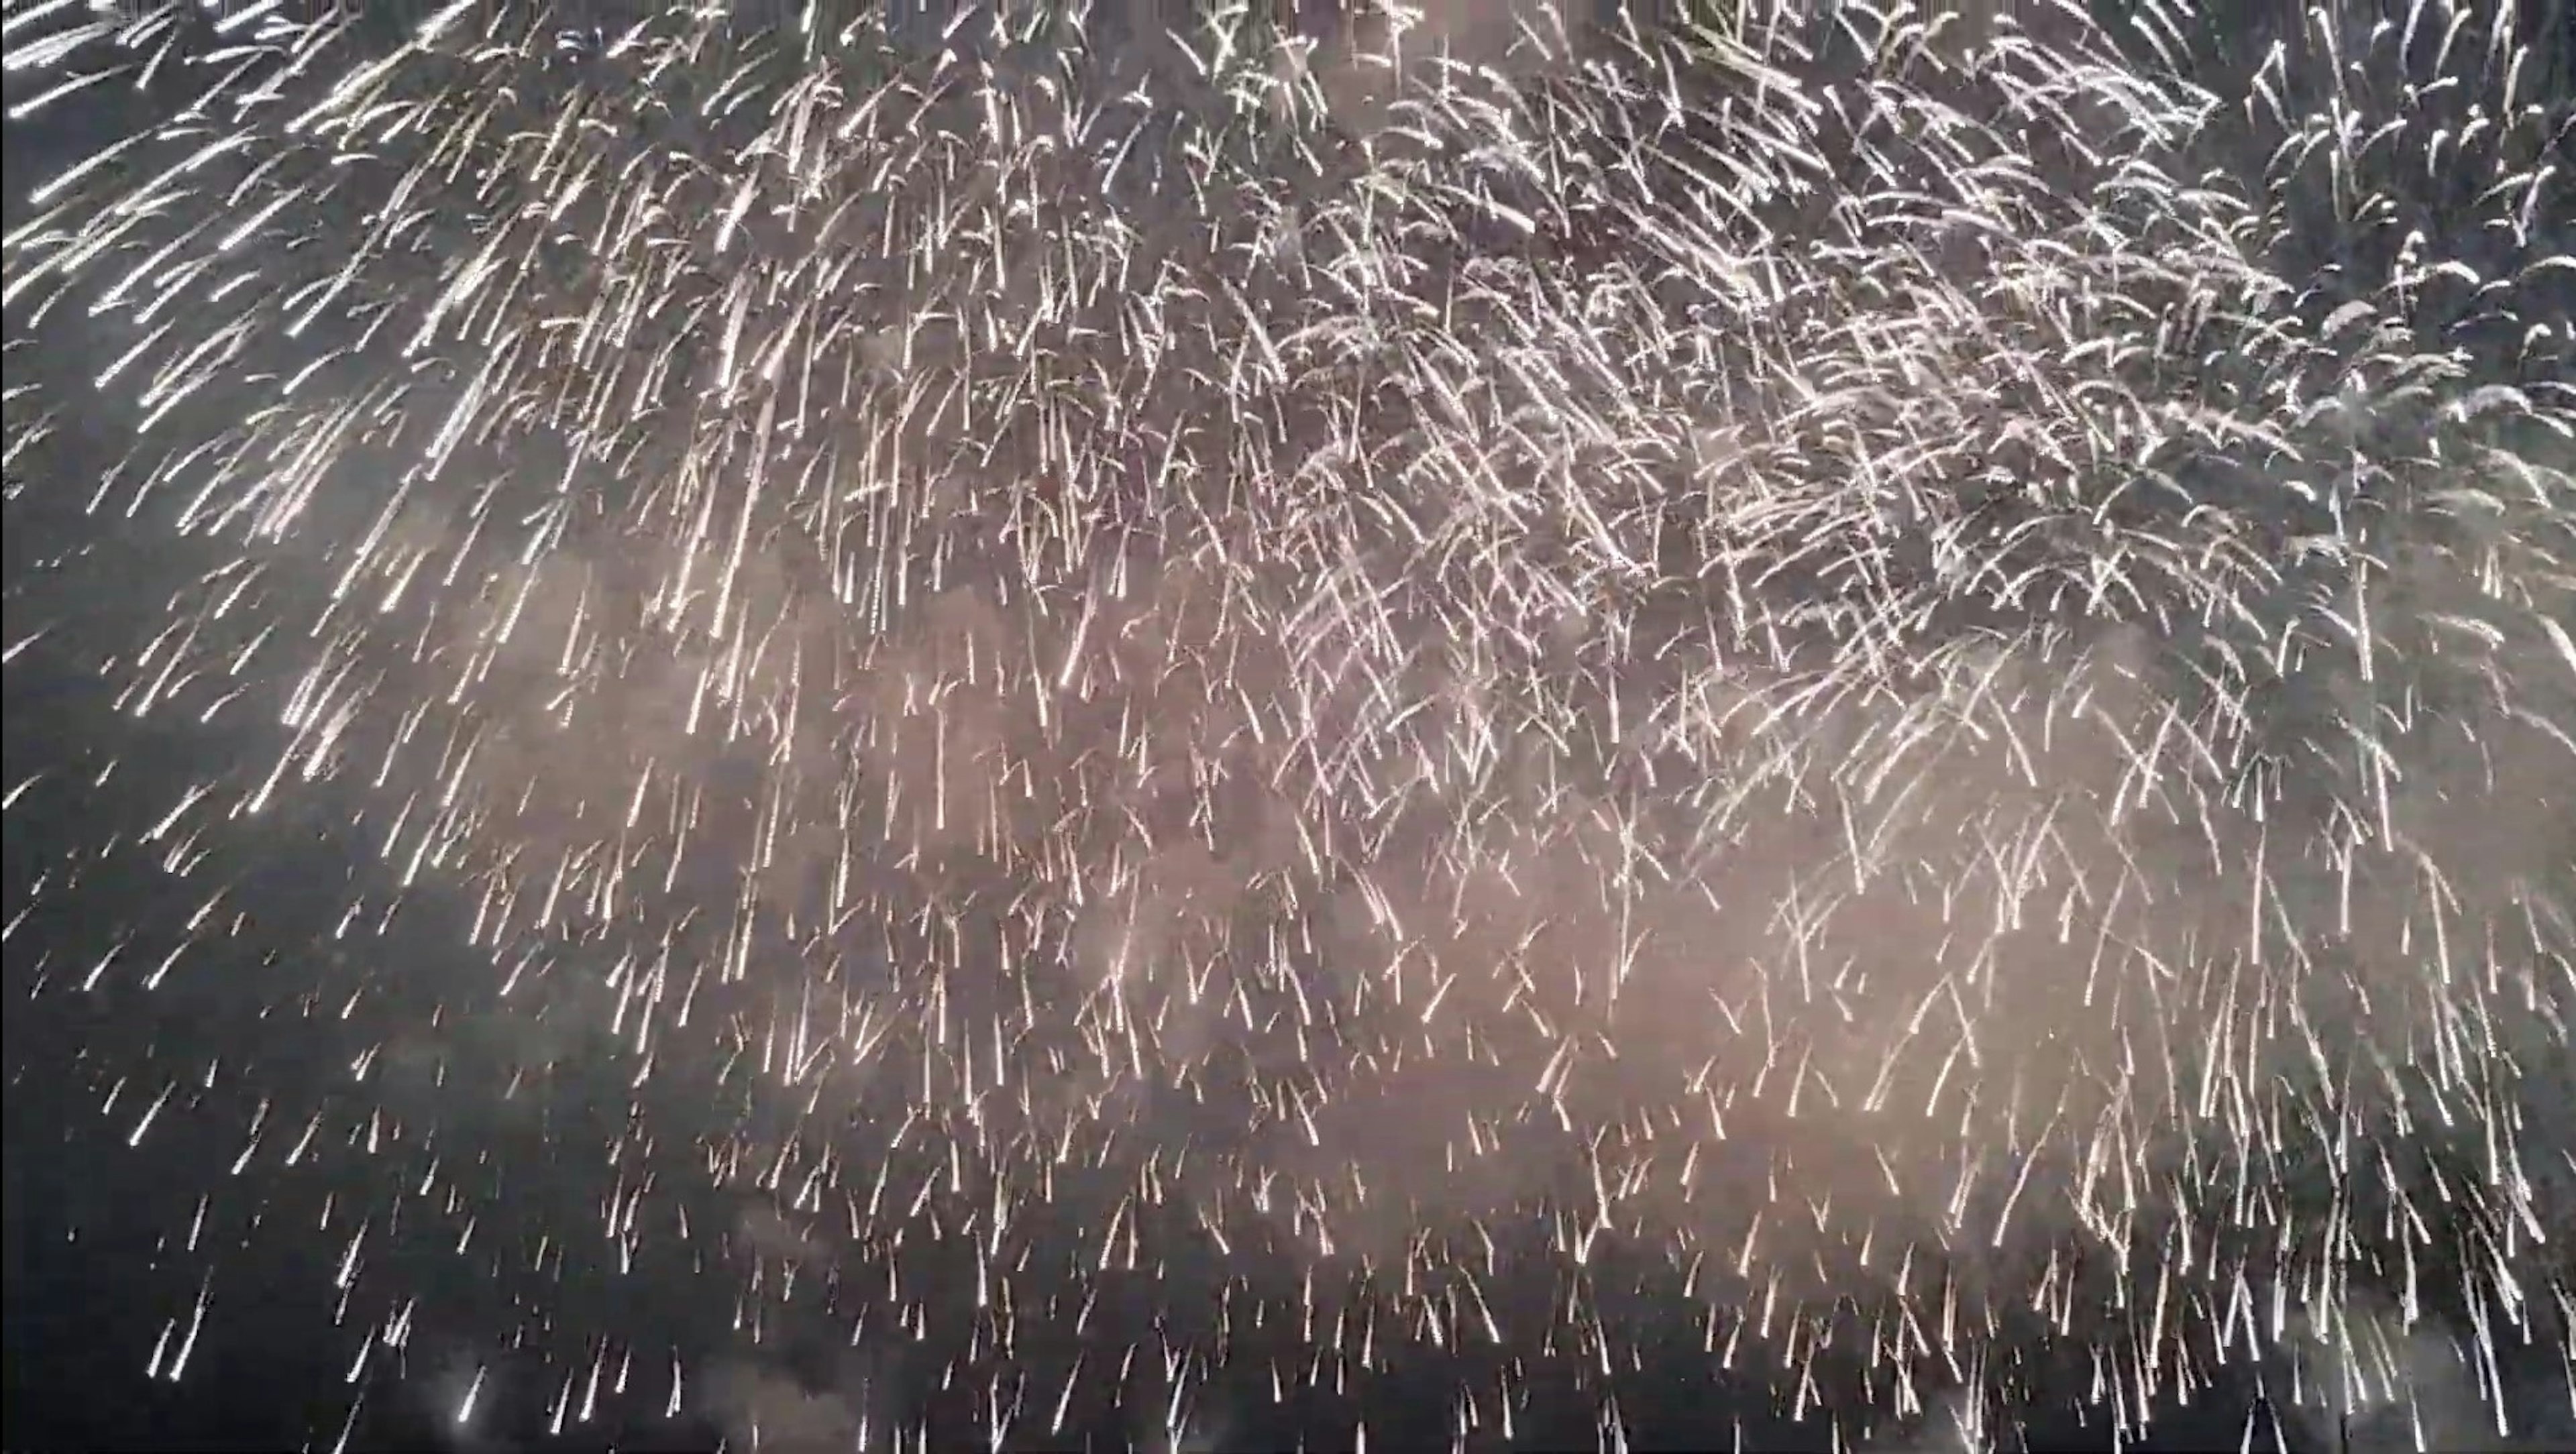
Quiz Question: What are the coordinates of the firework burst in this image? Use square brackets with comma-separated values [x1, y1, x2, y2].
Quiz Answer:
[4, 0, 2572, 1449]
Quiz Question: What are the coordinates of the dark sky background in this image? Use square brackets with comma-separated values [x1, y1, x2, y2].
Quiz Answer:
[4, 9, 2569, 1454]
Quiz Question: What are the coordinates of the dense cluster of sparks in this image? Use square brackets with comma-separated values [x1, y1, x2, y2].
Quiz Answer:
[4, 0, 2573, 1448]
